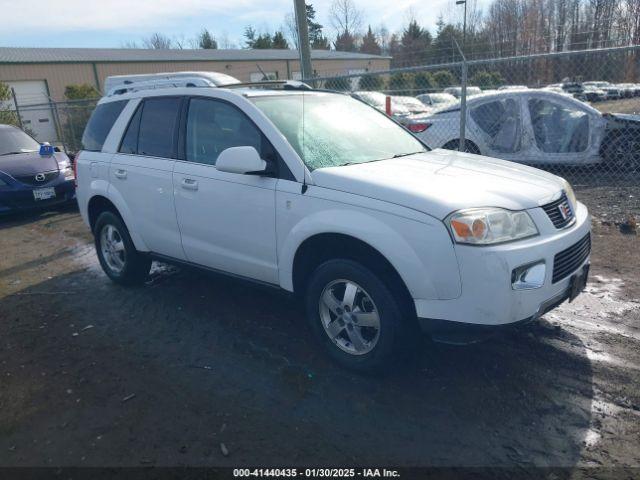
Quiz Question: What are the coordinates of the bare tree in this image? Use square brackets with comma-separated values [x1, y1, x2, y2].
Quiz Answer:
[142, 33, 173, 49]
[329, 0, 363, 37]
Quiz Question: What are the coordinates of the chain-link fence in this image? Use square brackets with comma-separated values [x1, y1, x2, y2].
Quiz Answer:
[3, 46, 638, 221]
[308, 45, 640, 221]
[7, 98, 97, 154]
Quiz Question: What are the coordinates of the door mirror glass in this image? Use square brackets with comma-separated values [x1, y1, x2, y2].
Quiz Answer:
[215, 146, 267, 175]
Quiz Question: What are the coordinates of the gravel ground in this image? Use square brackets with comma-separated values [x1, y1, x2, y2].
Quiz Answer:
[0, 205, 639, 473]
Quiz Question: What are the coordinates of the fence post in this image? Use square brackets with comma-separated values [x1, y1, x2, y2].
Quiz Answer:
[10, 88, 23, 130]
[49, 100, 66, 152]
[459, 61, 467, 152]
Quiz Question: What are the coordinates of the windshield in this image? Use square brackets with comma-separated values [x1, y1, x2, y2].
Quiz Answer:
[251, 93, 426, 171]
[0, 127, 40, 156]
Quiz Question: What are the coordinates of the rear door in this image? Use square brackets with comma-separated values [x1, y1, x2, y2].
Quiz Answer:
[468, 96, 525, 163]
[109, 96, 186, 259]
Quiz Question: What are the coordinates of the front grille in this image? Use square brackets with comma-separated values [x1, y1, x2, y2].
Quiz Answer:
[14, 170, 60, 186]
[552, 233, 591, 283]
[542, 192, 575, 229]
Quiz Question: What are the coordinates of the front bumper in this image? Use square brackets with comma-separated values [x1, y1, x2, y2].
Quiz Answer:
[0, 178, 76, 215]
[415, 201, 591, 329]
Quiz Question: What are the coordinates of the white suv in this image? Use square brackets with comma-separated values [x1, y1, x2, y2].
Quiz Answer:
[76, 73, 591, 371]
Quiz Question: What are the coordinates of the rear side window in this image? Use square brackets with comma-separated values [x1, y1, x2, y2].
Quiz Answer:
[82, 101, 127, 152]
[119, 104, 142, 154]
[137, 97, 181, 158]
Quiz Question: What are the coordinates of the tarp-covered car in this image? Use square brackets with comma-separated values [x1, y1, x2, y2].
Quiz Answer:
[407, 89, 640, 170]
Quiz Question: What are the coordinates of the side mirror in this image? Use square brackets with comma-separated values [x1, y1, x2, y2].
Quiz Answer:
[215, 146, 268, 175]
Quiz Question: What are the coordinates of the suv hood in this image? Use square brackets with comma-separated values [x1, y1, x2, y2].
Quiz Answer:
[311, 150, 565, 219]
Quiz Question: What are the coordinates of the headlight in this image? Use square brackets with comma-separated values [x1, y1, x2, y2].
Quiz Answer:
[562, 179, 577, 209]
[63, 167, 75, 180]
[448, 208, 538, 245]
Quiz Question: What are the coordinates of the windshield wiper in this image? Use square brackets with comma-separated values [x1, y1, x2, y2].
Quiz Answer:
[0, 151, 33, 156]
[392, 151, 424, 159]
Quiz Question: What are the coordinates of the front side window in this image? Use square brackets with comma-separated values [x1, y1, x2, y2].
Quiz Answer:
[251, 93, 426, 171]
[185, 98, 264, 165]
[528, 98, 589, 153]
[137, 97, 181, 158]
[470, 98, 521, 153]
[82, 100, 127, 152]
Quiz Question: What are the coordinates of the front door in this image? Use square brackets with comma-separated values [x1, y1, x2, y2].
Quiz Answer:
[173, 97, 278, 284]
[522, 94, 602, 165]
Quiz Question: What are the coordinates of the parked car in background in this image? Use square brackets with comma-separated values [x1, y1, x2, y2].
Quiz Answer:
[76, 72, 591, 371]
[498, 85, 529, 90]
[0, 124, 75, 215]
[392, 96, 431, 116]
[583, 81, 621, 100]
[351, 91, 410, 117]
[444, 86, 482, 98]
[416, 92, 457, 108]
[583, 85, 608, 102]
[615, 83, 640, 98]
[407, 89, 640, 170]
[547, 82, 586, 101]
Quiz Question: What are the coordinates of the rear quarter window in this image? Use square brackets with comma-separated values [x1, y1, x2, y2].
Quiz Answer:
[81, 100, 127, 152]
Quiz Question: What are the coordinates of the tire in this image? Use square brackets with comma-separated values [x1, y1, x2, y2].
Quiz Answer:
[304, 259, 407, 372]
[94, 211, 151, 286]
[442, 139, 481, 154]
[602, 134, 640, 172]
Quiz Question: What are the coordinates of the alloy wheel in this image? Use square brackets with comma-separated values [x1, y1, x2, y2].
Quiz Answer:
[318, 279, 381, 355]
[100, 224, 126, 274]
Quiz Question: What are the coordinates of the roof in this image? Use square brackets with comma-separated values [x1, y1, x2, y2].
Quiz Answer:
[0, 47, 389, 64]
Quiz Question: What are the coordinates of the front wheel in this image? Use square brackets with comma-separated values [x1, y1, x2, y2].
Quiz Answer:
[304, 259, 407, 372]
[94, 211, 151, 285]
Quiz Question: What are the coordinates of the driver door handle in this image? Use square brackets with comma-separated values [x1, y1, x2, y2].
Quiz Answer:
[181, 178, 199, 191]
[114, 169, 127, 179]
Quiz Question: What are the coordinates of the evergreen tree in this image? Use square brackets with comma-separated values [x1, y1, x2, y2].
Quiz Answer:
[272, 31, 289, 49]
[198, 29, 218, 49]
[334, 31, 357, 52]
[360, 26, 381, 55]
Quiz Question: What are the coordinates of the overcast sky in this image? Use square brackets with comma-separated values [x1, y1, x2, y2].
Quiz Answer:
[0, 0, 478, 49]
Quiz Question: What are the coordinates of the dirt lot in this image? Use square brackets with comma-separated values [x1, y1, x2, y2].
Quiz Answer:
[0, 203, 639, 473]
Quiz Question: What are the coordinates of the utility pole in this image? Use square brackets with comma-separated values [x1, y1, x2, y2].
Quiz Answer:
[294, 0, 313, 81]
[456, 0, 467, 53]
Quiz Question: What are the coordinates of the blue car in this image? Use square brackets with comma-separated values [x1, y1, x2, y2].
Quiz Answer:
[0, 124, 76, 215]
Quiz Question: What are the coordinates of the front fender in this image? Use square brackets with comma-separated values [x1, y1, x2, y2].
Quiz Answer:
[278, 207, 461, 301]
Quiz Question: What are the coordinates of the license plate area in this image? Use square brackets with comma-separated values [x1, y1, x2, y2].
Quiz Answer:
[569, 264, 590, 302]
[33, 187, 56, 201]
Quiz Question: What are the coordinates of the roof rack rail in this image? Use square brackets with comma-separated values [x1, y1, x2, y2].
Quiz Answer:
[104, 71, 241, 96]
[219, 80, 313, 90]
